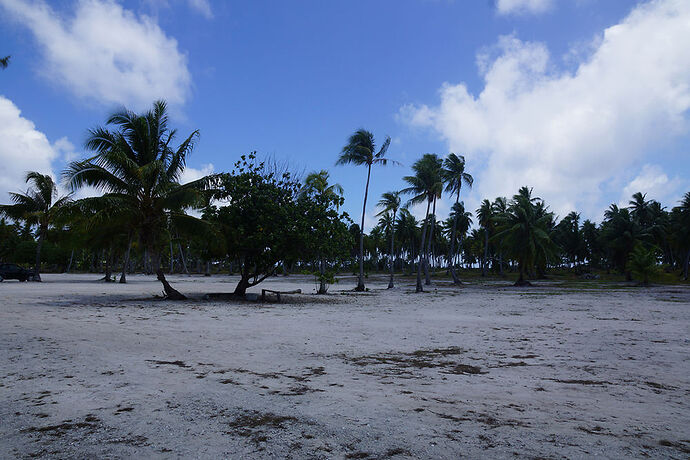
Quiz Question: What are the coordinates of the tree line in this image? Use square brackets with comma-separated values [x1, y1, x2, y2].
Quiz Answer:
[1, 101, 689, 297]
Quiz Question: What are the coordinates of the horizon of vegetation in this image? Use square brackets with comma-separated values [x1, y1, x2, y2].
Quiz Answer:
[1, 100, 689, 297]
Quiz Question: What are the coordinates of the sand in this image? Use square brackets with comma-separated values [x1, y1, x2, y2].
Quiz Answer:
[1, 273, 689, 459]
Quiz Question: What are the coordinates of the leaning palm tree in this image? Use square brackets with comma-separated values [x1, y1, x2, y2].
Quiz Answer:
[0, 172, 71, 281]
[336, 129, 392, 291]
[402, 154, 443, 292]
[376, 191, 401, 288]
[64, 100, 212, 299]
[442, 153, 473, 283]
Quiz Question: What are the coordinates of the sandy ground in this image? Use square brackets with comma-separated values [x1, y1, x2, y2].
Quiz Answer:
[1, 273, 689, 459]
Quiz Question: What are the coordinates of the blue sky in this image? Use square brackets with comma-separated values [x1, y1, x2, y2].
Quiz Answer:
[1, 0, 688, 229]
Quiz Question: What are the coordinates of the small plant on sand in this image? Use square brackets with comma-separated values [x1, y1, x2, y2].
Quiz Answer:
[627, 244, 658, 286]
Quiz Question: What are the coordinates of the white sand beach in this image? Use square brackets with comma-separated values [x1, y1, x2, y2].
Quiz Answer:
[1, 274, 689, 459]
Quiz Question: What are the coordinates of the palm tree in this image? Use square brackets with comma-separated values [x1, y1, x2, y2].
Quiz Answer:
[301, 170, 345, 294]
[476, 199, 494, 276]
[377, 191, 401, 288]
[491, 197, 508, 275]
[64, 100, 212, 299]
[445, 202, 473, 272]
[0, 172, 71, 281]
[300, 170, 344, 204]
[672, 192, 690, 280]
[493, 187, 558, 286]
[0, 56, 9, 69]
[402, 154, 443, 292]
[395, 207, 419, 273]
[442, 153, 473, 283]
[629, 192, 651, 228]
[336, 129, 392, 291]
[600, 204, 648, 279]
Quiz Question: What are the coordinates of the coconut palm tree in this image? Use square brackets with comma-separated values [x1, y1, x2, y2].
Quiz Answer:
[64, 100, 212, 299]
[300, 170, 344, 204]
[336, 129, 392, 291]
[491, 197, 508, 275]
[0, 56, 9, 69]
[476, 199, 494, 276]
[395, 207, 419, 272]
[376, 191, 401, 288]
[671, 192, 690, 280]
[402, 154, 443, 292]
[441, 153, 473, 283]
[445, 202, 473, 272]
[493, 187, 558, 286]
[0, 172, 71, 281]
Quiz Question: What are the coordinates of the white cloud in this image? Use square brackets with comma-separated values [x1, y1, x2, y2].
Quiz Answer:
[0, 0, 192, 109]
[0, 96, 58, 204]
[496, 0, 552, 15]
[187, 0, 212, 19]
[180, 163, 214, 184]
[401, 0, 690, 219]
[620, 164, 684, 208]
[53, 137, 79, 162]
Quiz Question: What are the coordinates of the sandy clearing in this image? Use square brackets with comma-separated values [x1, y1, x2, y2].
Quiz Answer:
[1, 273, 689, 459]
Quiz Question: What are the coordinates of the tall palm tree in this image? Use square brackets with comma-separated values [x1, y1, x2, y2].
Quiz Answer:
[395, 207, 419, 272]
[476, 199, 494, 276]
[493, 187, 558, 285]
[445, 202, 473, 271]
[402, 154, 443, 292]
[442, 153, 473, 283]
[0, 55, 10, 69]
[492, 197, 508, 275]
[0, 172, 71, 281]
[377, 191, 401, 288]
[64, 100, 212, 299]
[336, 129, 392, 291]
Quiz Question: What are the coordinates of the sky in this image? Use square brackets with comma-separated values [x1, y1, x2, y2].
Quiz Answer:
[1, 0, 689, 231]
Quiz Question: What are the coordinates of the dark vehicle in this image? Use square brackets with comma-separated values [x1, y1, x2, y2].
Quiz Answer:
[0, 263, 37, 282]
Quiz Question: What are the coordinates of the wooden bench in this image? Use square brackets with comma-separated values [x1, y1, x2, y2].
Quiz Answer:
[261, 288, 301, 302]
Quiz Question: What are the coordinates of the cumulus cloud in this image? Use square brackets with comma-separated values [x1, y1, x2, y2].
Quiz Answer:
[620, 164, 684, 208]
[496, 0, 552, 15]
[0, 96, 58, 203]
[401, 0, 690, 219]
[0, 0, 192, 109]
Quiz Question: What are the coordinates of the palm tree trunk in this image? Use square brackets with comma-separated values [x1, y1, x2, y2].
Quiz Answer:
[424, 199, 436, 285]
[356, 164, 372, 291]
[449, 192, 460, 284]
[388, 212, 396, 289]
[178, 242, 189, 275]
[205, 260, 211, 277]
[169, 240, 175, 274]
[482, 228, 489, 276]
[318, 257, 327, 294]
[104, 248, 113, 282]
[152, 248, 186, 300]
[416, 200, 432, 293]
[66, 249, 74, 274]
[683, 249, 690, 281]
[119, 233, 133, 284]
[34, 227, 46, 281]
